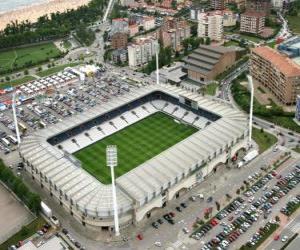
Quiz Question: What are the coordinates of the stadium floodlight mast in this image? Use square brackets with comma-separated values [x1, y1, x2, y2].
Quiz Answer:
[156, 47, 159, 85]
[12, 92, 21, 146]
[106, 145, 120, 236]
[247, 74, 254, 146]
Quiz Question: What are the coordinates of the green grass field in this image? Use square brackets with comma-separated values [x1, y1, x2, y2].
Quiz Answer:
[0, 43, 62, 74]
[74, 112, 198, 184]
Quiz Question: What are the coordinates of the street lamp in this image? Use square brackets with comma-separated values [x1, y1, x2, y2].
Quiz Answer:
[106, 145, 120, 236]
[247, 75, 254, 146]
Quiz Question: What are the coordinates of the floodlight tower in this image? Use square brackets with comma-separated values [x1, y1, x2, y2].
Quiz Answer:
[106, 145, 120, 236]
[156, 48, 159, 85]
[12, 92, 21, 145]
[247, 75, 254, 146]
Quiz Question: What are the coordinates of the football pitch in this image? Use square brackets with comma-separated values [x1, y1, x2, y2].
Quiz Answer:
[74, 112, 198, 184]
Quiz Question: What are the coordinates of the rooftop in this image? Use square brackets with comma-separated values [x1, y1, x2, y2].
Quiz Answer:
[252, 46, 300, 77]
[242, 11, 265, 18]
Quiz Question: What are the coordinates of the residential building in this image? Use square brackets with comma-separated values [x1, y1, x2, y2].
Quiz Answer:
[150, 62, 187, 84]
[296, 95, 300, 121]
[111, 32, 128, 49]
[198, 11, 224, 41]
[159, 17, 191, 51]
[128, 37, 159, 67]
[223, 10, 237, 27]
[229, 0, 246, 8]
[211, 0, 225, 10]
[183, 45, 241, 83]
[250, 46, 300, 105]
[129, 24, 139, 37]
[245, 0, 271, 14]
[143, 16, 156, 31]
[18, 236, 68, 250]
[112, 49, 128, 64]
[111, 18, 129, 35]
[278, 36, 300, 58]
[119, 0, 135, 6]
[272, 0, 285, 9]
[240, 11, 265, 35]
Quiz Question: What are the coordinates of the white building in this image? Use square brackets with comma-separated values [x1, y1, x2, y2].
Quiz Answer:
[223, 10, 237, 27]
[272, 0, 284, 9]
[128, 37, 159, 67]
[143, 16, 156, 31]
[198, 11, 224, 41]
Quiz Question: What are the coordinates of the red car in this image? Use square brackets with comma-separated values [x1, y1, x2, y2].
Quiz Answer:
[137, 234, 143, 240]
[274, 234, 280, 241]
[271, 171, 278, 176]
[210, 218, 219, 226]
[276, 174, 282, 179]
[169, 212, 175, 217]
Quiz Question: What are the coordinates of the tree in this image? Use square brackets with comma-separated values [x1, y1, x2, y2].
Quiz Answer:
[24, 69, 29, 75]
[215, 201, 220, 211]
[275, 215, 280, 222]
[171, 0, 177, 10]
[5, 76, 10, 81]
[205, 37, 211, 45]
[236, 188, 240, 195]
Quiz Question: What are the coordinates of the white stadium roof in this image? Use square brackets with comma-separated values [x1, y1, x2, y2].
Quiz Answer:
[20, 84, 248, 217]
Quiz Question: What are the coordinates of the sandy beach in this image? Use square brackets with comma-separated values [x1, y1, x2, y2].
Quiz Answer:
[0, 0, 91, 30]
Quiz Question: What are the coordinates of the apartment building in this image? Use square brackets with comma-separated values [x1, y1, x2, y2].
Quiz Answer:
[211, 0, 225, 10]
[245, 0, 271, 14]
[198, 11, 224, 41]
[111, 18, 129, 35]
[128, 37, 159, 67]
[159, 17, 191, 51]
[143, 16, 156, 31]
[111, 32, 128, 49]
[250, 46, 300, 105]
[240, 11, 265, 35]
[129, 24, 139, 37]
[223, 10, 237, 27]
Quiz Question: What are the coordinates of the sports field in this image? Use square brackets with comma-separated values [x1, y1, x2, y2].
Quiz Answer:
[74, 112, 198, 184]
[0, 43, 62, 74]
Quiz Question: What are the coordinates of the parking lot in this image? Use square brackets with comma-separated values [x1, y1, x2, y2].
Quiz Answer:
[0, 184, 34, 244]
[190, 164, 300, 250]
[0, 65, 155, 158]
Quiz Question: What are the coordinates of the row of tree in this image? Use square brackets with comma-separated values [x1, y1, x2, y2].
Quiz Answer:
[0, 159, 41, 214]
[0, 0, 107, 49]
[142, 46, 172, 74]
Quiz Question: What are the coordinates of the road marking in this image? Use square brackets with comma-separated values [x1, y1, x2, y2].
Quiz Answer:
[289, 222, 300, 233]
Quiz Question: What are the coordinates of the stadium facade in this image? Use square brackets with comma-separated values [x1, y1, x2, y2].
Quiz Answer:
[19, 84, 249, 231]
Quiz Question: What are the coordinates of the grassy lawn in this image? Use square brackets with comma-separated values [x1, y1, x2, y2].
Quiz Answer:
[292, 147, 300, 153]
[0, 43, 62, 74]
[37, 62, 80, 77]
[201, 82, 218, 96]
[231, 79, 300, 133]
[252, 127, 277, 153]
[223, 40, 240, 47]
[0, 217, 46, 250]
[74, 112, 198, 184]
[0, 76, 36, 89]
[287, 15, 300, 34]
[238, 33, 262, 42]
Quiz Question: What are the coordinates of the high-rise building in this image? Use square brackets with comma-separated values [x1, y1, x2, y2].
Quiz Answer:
[295, 95, 300, 121]
[197, 11, 224, 41]
[250, 46, 300, 105]
[240, 11, 265, 34]
[245, 0, 271, 14]
[111, 32, 128, 49]
[111, 18, 129, 35]
[159, 17, 191, 51]
[128, 37, 159, 67]
[211, 0, 225, 10]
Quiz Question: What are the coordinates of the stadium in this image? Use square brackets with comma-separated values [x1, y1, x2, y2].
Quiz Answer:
[19, 84, 249, 231]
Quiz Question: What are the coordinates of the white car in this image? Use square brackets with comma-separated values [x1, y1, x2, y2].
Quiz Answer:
[281, 235, 288, 242]
[154, 241, 162, 247]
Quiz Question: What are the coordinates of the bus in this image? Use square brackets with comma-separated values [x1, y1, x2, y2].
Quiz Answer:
[1, 138, 10, 147]
[7, 135, 18, 145]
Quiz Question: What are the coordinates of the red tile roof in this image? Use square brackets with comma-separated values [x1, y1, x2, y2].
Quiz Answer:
[252, 46, 300, 77]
